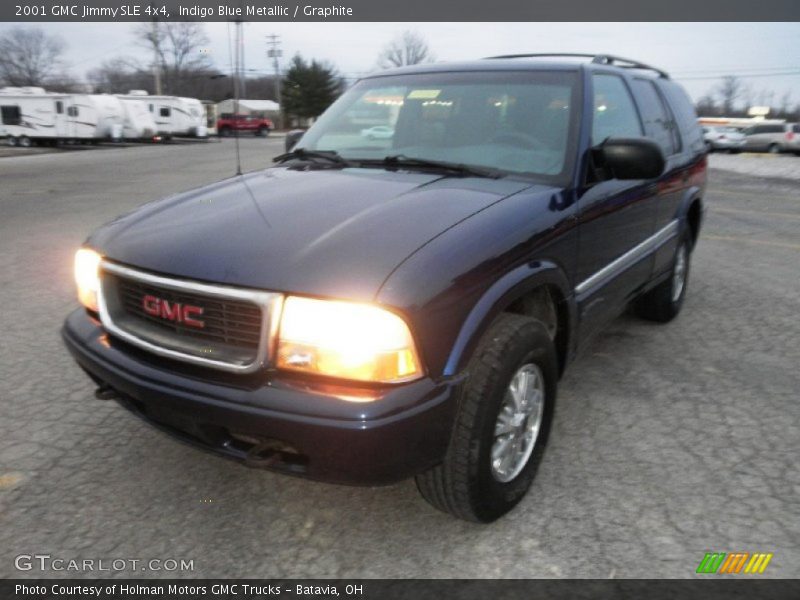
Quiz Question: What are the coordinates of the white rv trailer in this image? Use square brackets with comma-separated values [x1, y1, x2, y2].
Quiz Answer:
[0, 87, 103, 146]
[117, 96, 157, 140]
[118, 91, 207, 138]
[86, 94, 124, 140]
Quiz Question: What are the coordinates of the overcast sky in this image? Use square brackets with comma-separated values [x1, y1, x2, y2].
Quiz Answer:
[6, 21, 800, 105]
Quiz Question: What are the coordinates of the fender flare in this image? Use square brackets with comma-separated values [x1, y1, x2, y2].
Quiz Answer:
[677, 185, 705, 243]
[443, 260, 575, 377]
[678, 185, 704, 221]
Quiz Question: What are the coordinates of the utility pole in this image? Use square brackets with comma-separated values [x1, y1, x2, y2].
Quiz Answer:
[151, 19, 162, 95]
[266, 34, 283, 129]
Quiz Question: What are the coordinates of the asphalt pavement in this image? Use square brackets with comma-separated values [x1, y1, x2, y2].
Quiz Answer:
[0, 141, 798, 578]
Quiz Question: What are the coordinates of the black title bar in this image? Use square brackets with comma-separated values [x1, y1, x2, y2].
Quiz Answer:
[3, 0, 800, 22]
[4, 579, 800, 600]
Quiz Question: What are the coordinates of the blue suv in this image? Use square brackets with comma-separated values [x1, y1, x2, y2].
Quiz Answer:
[63, 54, 706, 522]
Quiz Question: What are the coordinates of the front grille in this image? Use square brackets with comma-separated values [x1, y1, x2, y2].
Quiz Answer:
[98, 262, 279, 372]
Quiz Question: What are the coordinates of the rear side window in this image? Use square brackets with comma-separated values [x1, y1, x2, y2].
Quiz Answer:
[658, 81, 703, 153]
[632, 79, 679, 155]
[55, 101, 63, 114]
[793, 125, 800, 134]
[67, 106, 79, 117]
[160, 107, 171, 117]
[592, 74, 643, 144]
[1, 105, 21, 125]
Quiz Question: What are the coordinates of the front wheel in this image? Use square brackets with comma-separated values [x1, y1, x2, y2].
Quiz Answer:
[635, 232, 692, 322]
[415, 313, 557, 522]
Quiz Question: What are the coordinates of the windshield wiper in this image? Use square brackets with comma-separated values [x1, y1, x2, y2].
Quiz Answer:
[360, 154, 502, 179]
[273, 148, 352, 166]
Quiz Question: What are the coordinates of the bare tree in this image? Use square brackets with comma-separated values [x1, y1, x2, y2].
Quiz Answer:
[135, 22, 212, 95]
[695, 94, 719, 117]
[87, 57, 149, 93]
[377, 31, 434, 69]
[778, 91, 792, 117]
[0, 26, 66, 87]
[715, 75, 743, 115]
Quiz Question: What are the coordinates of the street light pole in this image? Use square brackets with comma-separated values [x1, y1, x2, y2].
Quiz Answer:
[266, 34, 283, 129]
[152, 19, 162, 95]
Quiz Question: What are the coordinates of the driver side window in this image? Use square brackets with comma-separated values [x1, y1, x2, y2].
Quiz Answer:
[592, 74, 643, 144]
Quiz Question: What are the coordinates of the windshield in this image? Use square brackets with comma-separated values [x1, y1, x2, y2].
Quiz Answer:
[296, 70, 580, 181]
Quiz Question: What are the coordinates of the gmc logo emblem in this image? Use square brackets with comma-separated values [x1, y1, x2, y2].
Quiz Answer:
[142, 294, 205, 328]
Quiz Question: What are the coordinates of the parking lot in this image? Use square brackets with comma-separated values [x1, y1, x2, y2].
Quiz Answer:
[0, 141, 798, 579]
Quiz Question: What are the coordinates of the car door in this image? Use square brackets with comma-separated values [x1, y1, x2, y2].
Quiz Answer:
[632, 78, 686, 276]
[575, 72, 659, 342]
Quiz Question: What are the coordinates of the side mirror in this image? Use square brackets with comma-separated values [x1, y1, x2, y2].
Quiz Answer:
[285, 129, 305, 152]
[597, 137, 665, 180]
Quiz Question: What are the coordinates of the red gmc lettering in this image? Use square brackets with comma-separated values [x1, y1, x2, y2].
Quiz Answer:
[142, 294, 161, 316]
[182, 305, 205, 328]
[141, 295, 205, 328]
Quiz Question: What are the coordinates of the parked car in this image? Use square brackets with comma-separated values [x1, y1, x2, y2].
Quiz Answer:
[741, 122, 800, 154]
[360, 125, 395, 140]
[63, 54, 706, 522]
[217, 113, 273, 137]
[702, 125, 746, 153]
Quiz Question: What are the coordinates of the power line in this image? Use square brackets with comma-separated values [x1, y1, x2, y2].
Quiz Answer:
[675, 71, 800, 81]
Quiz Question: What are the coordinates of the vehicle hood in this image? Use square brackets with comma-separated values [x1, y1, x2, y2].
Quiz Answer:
[88, 166, 538, 301]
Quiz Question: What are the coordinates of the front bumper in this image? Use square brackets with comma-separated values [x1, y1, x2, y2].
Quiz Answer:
[62, 309, 459, 485]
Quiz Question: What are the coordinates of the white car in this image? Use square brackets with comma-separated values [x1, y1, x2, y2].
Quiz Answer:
[360, 125, 394, 140]
[702, 126, 746, 153]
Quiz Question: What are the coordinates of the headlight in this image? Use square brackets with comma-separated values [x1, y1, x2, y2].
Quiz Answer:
[74, 248, 102, 312]
[276, 296, 422, 383]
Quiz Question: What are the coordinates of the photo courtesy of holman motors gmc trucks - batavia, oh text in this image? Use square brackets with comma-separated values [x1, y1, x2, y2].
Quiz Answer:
[63, 53, 706, 522]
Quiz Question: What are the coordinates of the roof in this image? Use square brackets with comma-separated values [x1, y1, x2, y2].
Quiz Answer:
[363, 54, 668, 80]
[218, 99, 280, 111]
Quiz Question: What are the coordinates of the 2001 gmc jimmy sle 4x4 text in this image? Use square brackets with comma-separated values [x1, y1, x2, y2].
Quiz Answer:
[63, 54, 706, 522]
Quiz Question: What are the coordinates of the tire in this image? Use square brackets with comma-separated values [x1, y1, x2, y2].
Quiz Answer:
[18, 136, 31, 148]
[257, 127, 268, 137]
[415, 313, 557, 522]
[219, 127, 231, 137]
[768, 144, 781, 154]
[635, 231, 692, 323]
[7, 137, 18, 147]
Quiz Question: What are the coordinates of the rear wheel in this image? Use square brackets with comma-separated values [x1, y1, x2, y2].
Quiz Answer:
[18, 136, 31, 147]
[415, 313, 557, 522]
[635, 231, 692, 323]
[7, 136, 18, 147]
[257, 126, 268, 137]
[219, 127, 231, 137]
[768, 143, 781, 154]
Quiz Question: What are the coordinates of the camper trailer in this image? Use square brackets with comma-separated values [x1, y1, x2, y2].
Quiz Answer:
[118, 91, 207, 139]
[117, 96, 157, 140]
[0, 87, 104, 146]
[86, 94, 124, 141]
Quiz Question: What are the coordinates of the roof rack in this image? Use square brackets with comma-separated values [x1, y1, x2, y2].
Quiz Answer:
[483, 53, 670, 79]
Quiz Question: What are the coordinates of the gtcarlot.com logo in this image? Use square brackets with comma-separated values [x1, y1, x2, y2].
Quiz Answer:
[14, 554, 194, 572]
[696, 552, 773, 575]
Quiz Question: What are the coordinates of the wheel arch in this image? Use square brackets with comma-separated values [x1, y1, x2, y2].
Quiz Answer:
[443, 260, 575, 379]
[678, 187, 704, 249]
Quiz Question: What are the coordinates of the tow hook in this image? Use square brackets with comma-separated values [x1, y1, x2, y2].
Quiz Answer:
[94, 385, 120, 401]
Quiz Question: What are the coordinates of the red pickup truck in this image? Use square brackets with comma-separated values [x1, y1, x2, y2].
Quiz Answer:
[217, 114, 273, 137]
